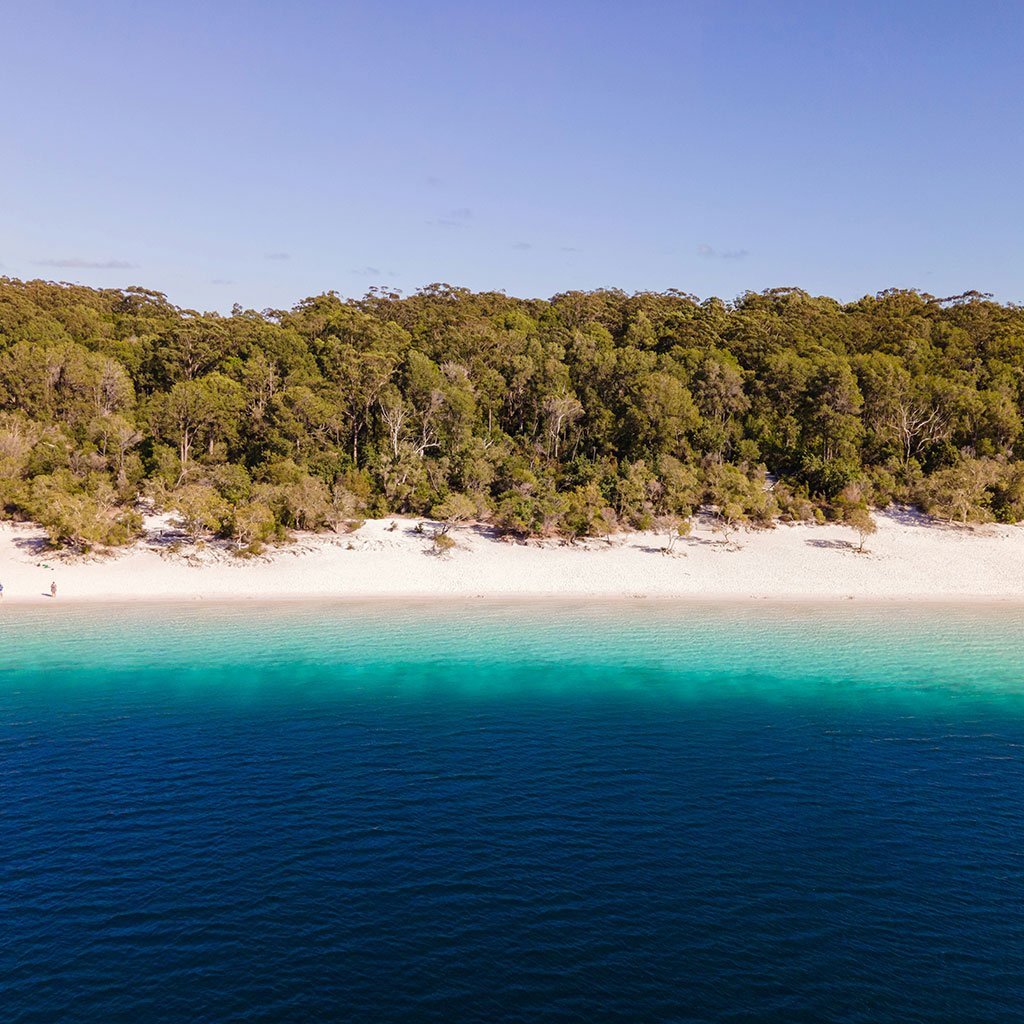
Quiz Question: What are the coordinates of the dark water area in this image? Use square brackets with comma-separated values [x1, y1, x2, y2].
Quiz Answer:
[2, 602, 1023, 1022]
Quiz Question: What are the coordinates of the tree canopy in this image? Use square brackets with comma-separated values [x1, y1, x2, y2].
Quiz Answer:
[2, 277, 1022, 551]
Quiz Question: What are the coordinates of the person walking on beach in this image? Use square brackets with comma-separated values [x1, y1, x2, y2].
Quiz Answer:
[50, 580, 57, 598]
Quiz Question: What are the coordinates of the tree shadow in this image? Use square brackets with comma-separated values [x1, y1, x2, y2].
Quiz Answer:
[464, 523, 500, 541]
[636, 534, 719, 554]
[143, 528, 188, 549]
[880, 505, 963, 531]
[404, 521, 437, 539]
[806, 538, 856, 550]
[12, 535, 56, 557]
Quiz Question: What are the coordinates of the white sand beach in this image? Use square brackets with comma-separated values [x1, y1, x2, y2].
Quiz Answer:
[1, 508, 1023, 605]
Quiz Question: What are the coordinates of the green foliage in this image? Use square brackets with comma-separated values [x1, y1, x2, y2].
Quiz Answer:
[24, 471, 141, 550]
[842, 504, 878, 552]
[170, 484, 229, 541]
[431, 531, 457, 557]
[918, 458, 999, 525]
[229, 499, 276, 552]
[493, 492, 540, 537]
[2, 276, 1023, 546]
[657, 514, 692, 555]
[430, 492, 477, 533]
[990, 462, 1024, 523]
[274, 474, 331, 530]
[563, 482, 616, 539]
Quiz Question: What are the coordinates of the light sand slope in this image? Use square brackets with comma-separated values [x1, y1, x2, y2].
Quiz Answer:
[1, 509, 1023, 605]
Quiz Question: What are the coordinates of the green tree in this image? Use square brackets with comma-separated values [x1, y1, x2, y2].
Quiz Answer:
[843, 504, 877, 552]
[171, 484, 229, 541]
[920, 458, 999, 525]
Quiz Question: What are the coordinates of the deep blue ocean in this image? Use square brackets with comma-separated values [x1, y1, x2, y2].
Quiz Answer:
[2, 601, 1023, 1023]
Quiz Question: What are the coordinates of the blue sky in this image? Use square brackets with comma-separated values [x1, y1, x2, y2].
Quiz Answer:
[3, 0, 1022, 312]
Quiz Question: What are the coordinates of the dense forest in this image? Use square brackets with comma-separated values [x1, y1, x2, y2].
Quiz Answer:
[2, 276, 1023, 552]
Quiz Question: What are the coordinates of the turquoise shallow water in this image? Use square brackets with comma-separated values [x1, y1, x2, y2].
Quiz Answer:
[2, 601, 1023, 1022]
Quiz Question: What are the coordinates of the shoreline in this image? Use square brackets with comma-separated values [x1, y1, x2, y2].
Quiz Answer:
[2, 509, 1023, 607]
[5, 588, 1024, 608]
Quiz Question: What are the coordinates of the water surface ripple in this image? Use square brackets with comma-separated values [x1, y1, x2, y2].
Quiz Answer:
[2, 602, 1023, 1022]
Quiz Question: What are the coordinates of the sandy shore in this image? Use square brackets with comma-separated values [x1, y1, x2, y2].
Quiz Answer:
[1, 507, 1023, 606]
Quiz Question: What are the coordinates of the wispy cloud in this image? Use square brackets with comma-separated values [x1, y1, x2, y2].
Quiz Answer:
[433, 207, 474, 228]
[560, 246, 579, 253]
[512, 241, 532, 251]
[425, 175, 444, 187]
[698, 244, 749, 260]
[211, 278, 233, 285]
[35, 257, 137, 269]
[265, 252, 290, 261]
[352, 266, 381, 277]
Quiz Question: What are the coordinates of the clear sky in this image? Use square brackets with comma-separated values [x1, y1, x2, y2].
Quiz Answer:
[3, 0, 1022, 312]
